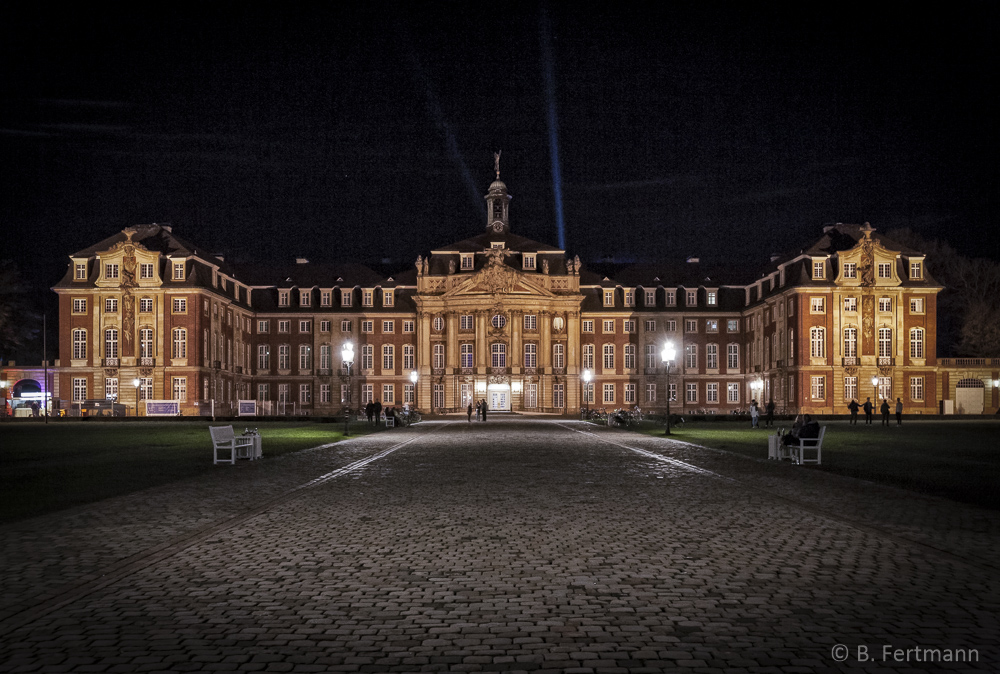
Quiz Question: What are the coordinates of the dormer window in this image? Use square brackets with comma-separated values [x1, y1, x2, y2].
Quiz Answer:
[624, 289, 634, 307]
[843, 262, 857, 279]
[363, 290, 373, 307]
[300, 291, 311, 306]
[523, 254, 536, 270]
[341, 290, 352, 307]
[321, 291, 331, 307]
[706, 290, 717, 306]
[603, 290, 614, 307]
[686, 290, 697, 307]
[644, 289, 655, 306]
[140, 263, 154, 279]
[278, 291, 290, 307]
[878, 263, 892, 279]
[383, 290, 394, 307]
[461, 254, 474, 270]
[812, 261, 825, 279]
[74, 262, 88, 281]
[105, 264, 120, 280]
[172, 262, 185, 281]
[910, 260, 923, 280]
[491, 242, 504, 249]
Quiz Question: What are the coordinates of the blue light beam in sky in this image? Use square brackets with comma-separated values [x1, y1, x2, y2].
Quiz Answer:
[540, 5, 566, 250]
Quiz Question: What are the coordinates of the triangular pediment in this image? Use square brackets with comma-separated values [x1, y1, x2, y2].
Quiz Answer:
[443, 267, 558, 298]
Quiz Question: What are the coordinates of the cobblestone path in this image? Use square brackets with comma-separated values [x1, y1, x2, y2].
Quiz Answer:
[1, 419, 997, 673]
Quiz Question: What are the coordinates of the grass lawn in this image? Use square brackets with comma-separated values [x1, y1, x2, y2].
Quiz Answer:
[638, 419, 1000, 510]
[0, 420, 379, 523]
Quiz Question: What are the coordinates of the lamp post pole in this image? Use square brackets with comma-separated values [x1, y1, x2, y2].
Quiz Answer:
[582, 369, 592, 418]
[342, 342, 354, 437]
[132, 378, 141, 418]
[871, 375, 879, 406]
[410, 370, 419, 413]
[661, 341, 676, 435]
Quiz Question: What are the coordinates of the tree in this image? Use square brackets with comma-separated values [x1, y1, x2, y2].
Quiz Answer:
[886, 229, 1000, 357]
[0, 260, 37, 362]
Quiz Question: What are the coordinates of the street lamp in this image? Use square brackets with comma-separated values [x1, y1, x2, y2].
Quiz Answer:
[410, 370, 419, 412]
[582, 369, 592, 417]
[660, 341, 676, 435]
[871, 375, 879, 404]
[132, 377, 141, 417]
[342, 341, 354, 436]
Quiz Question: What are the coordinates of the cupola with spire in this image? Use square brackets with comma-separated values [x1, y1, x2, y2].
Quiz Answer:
[485, 150, 512, 233]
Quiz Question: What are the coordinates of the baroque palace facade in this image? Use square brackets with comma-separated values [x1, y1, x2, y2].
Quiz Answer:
[46, 172, 998, 417]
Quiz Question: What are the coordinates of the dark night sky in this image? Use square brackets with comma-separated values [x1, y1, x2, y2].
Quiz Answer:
[2, 2, 996, 294]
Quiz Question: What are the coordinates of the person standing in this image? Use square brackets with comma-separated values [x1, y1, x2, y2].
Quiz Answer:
[475, 400, 481, 421]
[848, 399, 859, 425]
[895, 397, 903, 426]
[365, 400, 375, 424]
[765, 399, 775, 428]
[481, 399, 488, 422]
[749, 400, 759, 429]
[880, 398, 890, 426]
[863, 397, 873, 425]
[467, 402, 473, 422]
[374, 399, 383, 424]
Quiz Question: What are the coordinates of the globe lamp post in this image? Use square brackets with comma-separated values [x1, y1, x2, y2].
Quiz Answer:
[661, 341, 676, 435]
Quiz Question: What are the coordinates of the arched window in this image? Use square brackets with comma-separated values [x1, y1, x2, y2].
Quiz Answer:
[382, 344, 394, 371]
[878, 328, 892, 358]
[524, 343, 537, 368]
[491, 342, 507, 368]
[361, 344, 373, 370]
[553, 343, 565, 369]
[278, 344, 290, 370]
[104, 328, 119, 359]
[843, 327, 857, 358]
[603, 343, 615, 370]
[809, 327, 825, 358]
[582, 344, 594, 369]
[171, 328, 185, 359]
[72, 329, 87, 359]
[706, 343, 718, 369]
[141, 328, 155, 359]
[909, 328, 924, 359]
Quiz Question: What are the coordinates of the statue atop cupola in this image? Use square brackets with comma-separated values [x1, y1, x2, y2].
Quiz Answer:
[485, 151, 512, 233]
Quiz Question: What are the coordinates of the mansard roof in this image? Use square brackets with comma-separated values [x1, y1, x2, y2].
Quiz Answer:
[431, 230, 564, 254]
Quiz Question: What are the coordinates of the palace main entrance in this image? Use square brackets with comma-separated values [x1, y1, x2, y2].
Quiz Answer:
[488, 384, 511, 412]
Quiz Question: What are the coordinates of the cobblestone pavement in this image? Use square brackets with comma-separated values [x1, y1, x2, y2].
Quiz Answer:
[1, 419, 997, 673]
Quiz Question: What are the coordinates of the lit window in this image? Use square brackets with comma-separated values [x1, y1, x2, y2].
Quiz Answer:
[727, 319, 738, 333]
[707, 291, 717, 306]
[910, 261, 923, 279]
[813, 261, 825, 279]
[810, 327, 825, 358]
[910, 376, 924, 401]
[909, 297, 924, 313]
[706, 320, 718, 333]
[811, 376, 825, 399]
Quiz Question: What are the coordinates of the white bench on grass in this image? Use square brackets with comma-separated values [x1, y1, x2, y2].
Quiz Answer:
[771, 426, 825, 465]
[210, 425, 257, 465]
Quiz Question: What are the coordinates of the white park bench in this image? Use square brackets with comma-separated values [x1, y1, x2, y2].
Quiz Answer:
[769, 426, 826, 465]
[210, 425, 259, 464]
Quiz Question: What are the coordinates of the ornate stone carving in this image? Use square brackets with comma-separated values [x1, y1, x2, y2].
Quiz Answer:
[120, 244, 138, 355]
[489, 374, 509, 384]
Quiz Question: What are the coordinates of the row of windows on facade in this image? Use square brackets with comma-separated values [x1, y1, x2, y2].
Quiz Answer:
[598, 288, 720, 308]
[808, 296, 925, 314]
[76, 262, 189, 282]
[811, 260, 923, 281]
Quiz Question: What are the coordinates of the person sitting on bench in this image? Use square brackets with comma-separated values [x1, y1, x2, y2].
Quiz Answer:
[782, 414, 819, 446]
